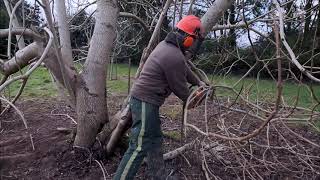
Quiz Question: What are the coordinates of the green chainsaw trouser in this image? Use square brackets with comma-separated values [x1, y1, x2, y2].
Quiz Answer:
[113, 97, 165, 180]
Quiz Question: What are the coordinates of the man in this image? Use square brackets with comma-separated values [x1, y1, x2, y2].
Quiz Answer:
[114, 15, 204, 180]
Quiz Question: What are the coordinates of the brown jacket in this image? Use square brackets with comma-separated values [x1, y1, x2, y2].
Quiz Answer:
[131, 39, 200, 106]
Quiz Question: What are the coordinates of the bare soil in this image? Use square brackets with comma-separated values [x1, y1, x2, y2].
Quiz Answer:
[1, 95, 320, 179]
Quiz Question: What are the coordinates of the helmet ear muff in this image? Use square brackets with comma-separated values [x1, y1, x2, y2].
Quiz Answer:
[183, 36, 194, 48]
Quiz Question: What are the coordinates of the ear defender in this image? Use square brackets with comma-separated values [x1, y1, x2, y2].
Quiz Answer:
[183, 36, 194, 48]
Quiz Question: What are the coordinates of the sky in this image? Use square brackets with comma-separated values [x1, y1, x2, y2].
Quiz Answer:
[25, 0, 319, 48]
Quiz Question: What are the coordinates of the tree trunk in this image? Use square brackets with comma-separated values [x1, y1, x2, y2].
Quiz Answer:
[99, 0, 235, 154]
[227, 3, 236, 47]
[285, 1, 294, 33]
[54, 0, 75, 70]
[201, 0, 234, 35]
[96, 0, 173, 152]
[315, 2, 320, 51]
[42, 0, 77, 103]
[304, 0, 312, 34]
[136, 0, 173, 77]
[54, 0, 77, 104]
[74, 0, 118, 148]
[302, 0, 313, 45]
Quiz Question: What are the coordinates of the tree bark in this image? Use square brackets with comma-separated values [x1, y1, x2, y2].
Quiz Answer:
[304, 0, 312, 35]
[54, 0, 76, 70]
[0, 42, 43, 76]
[136, 0, 173, 77]
[227, 3, 236, 47]
[285, 1, 294, 33]
[0, 28, 43, 40]
[42, 0, 78, 104]
[53, 0, 78, 104]
[96, 0, 173, 152]
[201, 0, 234, 36]
[74, 0, 119, 148]
[302, 0, 313, 45]
[315, 2, 320, 50]
[100, 0, 235, 154]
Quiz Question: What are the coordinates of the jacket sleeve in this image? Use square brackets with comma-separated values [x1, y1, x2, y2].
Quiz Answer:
[163, 59, 190, 102]
[186, 65, 201, 86]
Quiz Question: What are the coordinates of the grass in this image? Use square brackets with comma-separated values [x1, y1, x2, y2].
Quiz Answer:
[107, 63, 138, 94]
[0, 63, 137, 98]
[1, 67, 57, 98]
[211, 75, 320, 109]
[1, 63, 320, 110]
[2, 63, 320, 130]
[163, 131, 181, 140]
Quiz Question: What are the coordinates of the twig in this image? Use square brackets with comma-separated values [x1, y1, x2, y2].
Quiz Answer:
[163, 141, 195, 161]
[0, 96, 35, 151]
[0, 96, 27, 128]
[29, 134, 35, 150]
[202, 159, 211, 180]
[51, 113, 77, 124]
[94, 159, 107, 180]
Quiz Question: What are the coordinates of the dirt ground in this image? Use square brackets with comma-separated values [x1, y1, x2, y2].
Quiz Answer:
[1, 95, 320, 180]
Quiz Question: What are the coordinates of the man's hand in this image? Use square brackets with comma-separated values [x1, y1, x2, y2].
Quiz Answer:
[187, 86, 207, 109]
[199, 81, 207, 87]
[199, 80, 211, 87]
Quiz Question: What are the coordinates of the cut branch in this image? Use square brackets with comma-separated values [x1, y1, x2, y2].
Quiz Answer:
[0, 27, 53, 92]
[1, 42, 43, 76]
[163, 141, 195, 160]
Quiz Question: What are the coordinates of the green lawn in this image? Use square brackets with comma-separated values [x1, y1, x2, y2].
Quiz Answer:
[0, 63, 137, 98]
[1, 63, 320, 110]
[212, 75, 320, 109]
[1, 67, 57, 98]
[107, 63, 138, 94]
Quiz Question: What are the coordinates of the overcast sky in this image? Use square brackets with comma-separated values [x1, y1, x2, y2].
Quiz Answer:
[25, 0, 319, 47]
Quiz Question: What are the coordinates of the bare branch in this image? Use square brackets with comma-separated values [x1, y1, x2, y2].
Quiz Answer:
[163, 141, 195, 160]
[119, 12, 150, 35]
[136, 0, 173, 77]
[274, 0, 320, 83]
[3, 0, 25, 50]
[7, 0, 24, 58]
[0, 28, 43, 40]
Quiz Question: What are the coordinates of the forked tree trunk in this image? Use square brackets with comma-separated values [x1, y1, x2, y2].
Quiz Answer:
[97, 0, 173, 152]
[74, 0, 119, 148]
[99, 0, 235, 154]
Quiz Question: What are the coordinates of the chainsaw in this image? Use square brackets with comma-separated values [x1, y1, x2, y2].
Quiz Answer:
[187, 85, 212, 109]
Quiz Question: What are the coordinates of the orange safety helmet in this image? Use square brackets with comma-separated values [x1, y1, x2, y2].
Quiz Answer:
[175, 15, 203, 48]
[176, 15, 202, 36]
